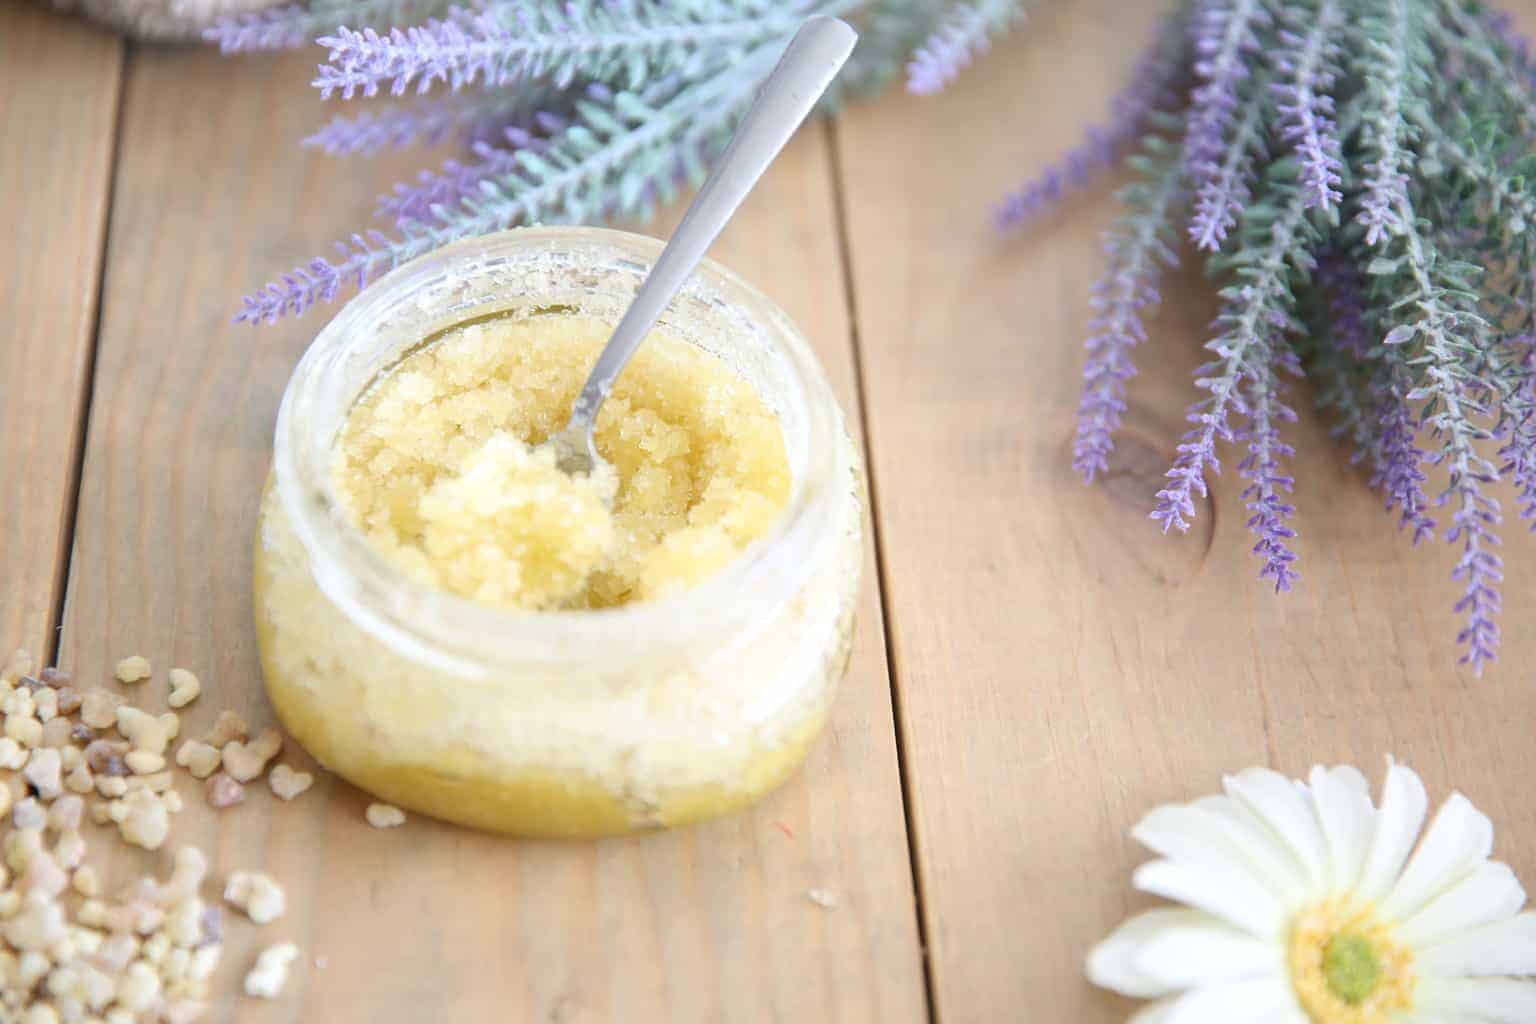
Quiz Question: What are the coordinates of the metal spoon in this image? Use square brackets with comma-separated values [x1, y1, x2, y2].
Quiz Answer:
[544, 15, 859, 480]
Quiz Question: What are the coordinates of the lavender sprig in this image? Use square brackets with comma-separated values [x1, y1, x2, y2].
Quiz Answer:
[1187, 66, 1269, 252]
[1271, 0, 1344, 211]
[238, 50, 774, 323]
[313, 0, 803, 99]
[995, 11, 1188, 230]
[303, 92, 545, 156]
[905, 0, 1026, 96]
[1072, 131, 1187, 482]
[1410, 88, 1536, 539]
[1350, 0, 1422, 244]
[1237, 341, 1303, 591]
[1014, 0, 1536, 671]
[1378, 197, 1502, 671]
[375, 116, 563, 226]
[1372, 356, 1437, 543]
[205, 0, 450, 52]
[1153, 170, 1315, 539]
[1184, 0, 1271, 192]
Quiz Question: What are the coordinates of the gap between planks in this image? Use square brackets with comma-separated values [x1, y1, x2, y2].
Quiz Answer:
[0, 6, 126, 663]
[823, 117, 941, 1024]
[48, 46, 132, 669]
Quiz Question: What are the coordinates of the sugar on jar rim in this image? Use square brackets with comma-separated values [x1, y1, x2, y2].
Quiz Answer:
[271, 226, 845, 678]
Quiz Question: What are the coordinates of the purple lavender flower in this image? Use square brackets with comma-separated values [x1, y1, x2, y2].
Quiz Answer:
[314, 23, 477, 99]
[1155, 188, 1314, 535]
[1271, 0, 1344, 211]
[906, 0, 1025, 96]
[1237, 345, 1301, 591]
[238, 51, 771, 323]
[1072, 137, 1186, 482]
[304, 93, 537, 156]
[1371, 363, 1436, 544]
[1184, 0, 1270, 187]
[1072, 242, 1171, 482]
[1414, 331, 1503, 672]
[205, 2, 317, 51]
[205, 0, 447, 53]
[996, 13, 1187, 230]
[379, 150, 522, 228]
[1181, 0, 1273, 251]
[313, 4, 794, 99]
[1358, 161, 1410, 245]
[1447, 483, 1504, 674]
[1187, 79, 1265, 252]
[1352, 2, 1414, 244]
[1151, 361, 1241, 534]
[376, 117, 563, 227]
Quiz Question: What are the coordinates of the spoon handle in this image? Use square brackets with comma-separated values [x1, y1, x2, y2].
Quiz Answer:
[565, 15, 859, 432]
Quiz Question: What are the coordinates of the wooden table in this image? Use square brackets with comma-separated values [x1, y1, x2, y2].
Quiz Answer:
[4, 2, 1535, 1020]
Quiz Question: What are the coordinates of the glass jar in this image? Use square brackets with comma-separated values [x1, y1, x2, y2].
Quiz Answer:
[254, 227, 865, 838]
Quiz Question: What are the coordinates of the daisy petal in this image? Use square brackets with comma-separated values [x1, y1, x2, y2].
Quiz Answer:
[1308, 764, 1375, 893]
[1189, 796, 1312, 904]
[1398, 861, 1527, 949]
[1223, 768, 1328, 891]
[1380, 792, 1495, 923]
[1415, 977, 1536, 1022]
[1417, 912, 1536, 977]
[1159, 975, 1298, 1023]
[1356, 760, 1428, 905]
[1086, 908, 1193, 998]
[1135, 802, 1306, 904]
[1133, 858, 1287, 938]
[1133, 914, 1283, 989]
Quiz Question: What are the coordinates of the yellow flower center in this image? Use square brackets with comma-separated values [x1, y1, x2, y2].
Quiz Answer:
[1289, 899, 1415, 1023]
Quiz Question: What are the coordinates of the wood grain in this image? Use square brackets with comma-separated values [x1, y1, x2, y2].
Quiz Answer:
[59, 46, 925, 1024]
[0, 6, 122, 656]
[833, 2, 1536, 1021]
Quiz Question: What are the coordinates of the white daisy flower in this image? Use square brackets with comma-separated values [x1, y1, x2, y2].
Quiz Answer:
[1087, 759, 1536, 1022]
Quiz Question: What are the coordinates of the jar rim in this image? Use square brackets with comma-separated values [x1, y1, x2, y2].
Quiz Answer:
[272, 226, 843, 675]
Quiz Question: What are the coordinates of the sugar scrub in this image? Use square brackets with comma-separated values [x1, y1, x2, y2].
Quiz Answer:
[333, 314, 791, 610]
[254, 227, 865, 837]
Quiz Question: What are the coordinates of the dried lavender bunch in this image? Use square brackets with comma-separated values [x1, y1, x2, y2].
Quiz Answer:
[979, 0, 1536, 674]
[212, 0, 1033, 324]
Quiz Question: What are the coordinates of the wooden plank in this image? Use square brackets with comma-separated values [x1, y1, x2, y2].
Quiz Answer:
[0, 6, 122, 657]
[60, 46, 926, 1023]
[834, 3, 1536, 1021]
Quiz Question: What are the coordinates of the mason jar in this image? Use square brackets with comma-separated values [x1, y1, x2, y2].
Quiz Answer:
[253, 227, 865, 838]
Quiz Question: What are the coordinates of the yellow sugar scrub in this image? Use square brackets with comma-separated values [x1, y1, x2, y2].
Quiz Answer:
[254, 227, 865, 837]
[333, 314, 791, 611]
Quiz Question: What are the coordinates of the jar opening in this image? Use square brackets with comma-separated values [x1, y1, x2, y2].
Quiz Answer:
[273, 227, 843, 676]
